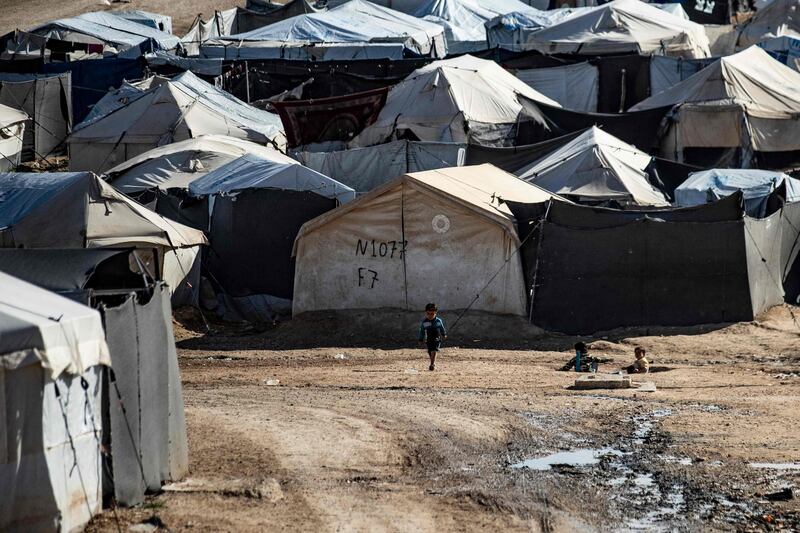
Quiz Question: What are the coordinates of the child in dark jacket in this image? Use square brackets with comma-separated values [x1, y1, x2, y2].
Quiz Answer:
[418, 303, 446, 371]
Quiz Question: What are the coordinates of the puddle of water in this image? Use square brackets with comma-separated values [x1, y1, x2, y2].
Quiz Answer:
[662, 455, 693, 466]
[511, 448, 623, 471]
[749, 462, 800, 470]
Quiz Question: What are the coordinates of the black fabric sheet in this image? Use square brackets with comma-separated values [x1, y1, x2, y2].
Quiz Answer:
[646, 157, 702, 201]
[531, 217, 753, 334]
[679, 0, 731, 24]
[591, 55, 651, 113]
[465, 132, 584, 172]
[206, 189, 336, 300]
[155, 192, 209, 232]
[523, 99, 671, 150]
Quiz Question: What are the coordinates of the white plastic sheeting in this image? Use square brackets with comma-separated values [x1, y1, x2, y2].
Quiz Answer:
[352, 55, 560, 148]
[69, 72, 286, 172]
[181, 9, 238, 56]
[514, 62, 599, 112]
[414, 0, 541, 53]
[632, 46, 800, 156]
[293, 164, 558, 316]
[675, 169, 800, 216]
[0, 271, 110, 379]
[485, 8, 590, 50]
[516, 126, 669, 206]
[507, 0, 710, 58]
[205, 0, 447, 59]
[0, 103, 26, 172]
[113, 10, 174, 34]
[106, 135, 292, 194]
[187, 153, 355, 202]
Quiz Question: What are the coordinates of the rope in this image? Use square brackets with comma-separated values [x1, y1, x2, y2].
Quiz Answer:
[448, 217, 543, 334]
[54, 382, 96, 521]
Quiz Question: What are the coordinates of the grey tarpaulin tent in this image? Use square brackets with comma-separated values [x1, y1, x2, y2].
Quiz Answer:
[0, 271, 110, 531]
[0, 72, 71, 161]
[506, 193, 800, 334]
[0, 253, 189, 507]
[0, 172, 207, 307]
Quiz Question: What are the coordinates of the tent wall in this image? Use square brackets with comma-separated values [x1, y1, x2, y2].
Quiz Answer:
[295, 141, 465, 192]
[744, 211, 786, 316]
[0, 72, 71, 161]
[207, 189, 337, 301]
[101, 284, 188, 506]
[293, 181, 527, 315]
[515, 63, 598, 112]
[0, 363, 103, 532]
[0, 126, 23, 172]
[780, 202, 800, 305]
[649, 56, 717, 97]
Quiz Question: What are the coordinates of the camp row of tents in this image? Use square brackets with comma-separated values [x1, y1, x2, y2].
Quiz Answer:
[1, 0, 800, 528]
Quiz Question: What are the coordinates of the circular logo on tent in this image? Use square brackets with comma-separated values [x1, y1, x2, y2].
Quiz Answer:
[432, 214, 451, 234]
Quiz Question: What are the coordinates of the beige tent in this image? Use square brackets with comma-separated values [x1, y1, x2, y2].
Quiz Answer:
[631, 46, 800, 165]
[292, 164, 558, 316]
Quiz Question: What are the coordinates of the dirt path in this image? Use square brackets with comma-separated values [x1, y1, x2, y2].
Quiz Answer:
[87, 307, 800, 532]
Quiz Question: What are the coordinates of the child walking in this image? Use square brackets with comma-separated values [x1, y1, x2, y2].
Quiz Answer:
[418, 303, 447, 371]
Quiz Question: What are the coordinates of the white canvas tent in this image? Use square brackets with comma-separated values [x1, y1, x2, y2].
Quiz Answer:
[0, 172, 208, 304]
[485, 8, 591, 50]
[0, 103, 27, 172]
[69, 71, 286, 173]
[630, 46, 800, 165]
[292, 164, 559, 316]
[675, 169, 800, 216]
[105, 135, 294, 195]
[8, 11, 182, 59]
[737, 0, 800, 49]
[504, 0, 710, 58]
[516, 127, 670, 206]
[351, 55, 560, 148]
[413, 0, 541, 53]
[0, 271, 110, 531]
[201, 0, 447, 60]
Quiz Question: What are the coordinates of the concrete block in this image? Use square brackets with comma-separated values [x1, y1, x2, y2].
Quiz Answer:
[574, 373, 632, 390]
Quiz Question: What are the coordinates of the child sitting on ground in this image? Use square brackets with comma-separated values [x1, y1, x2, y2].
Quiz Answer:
[625, 347, 650, 374]
[418, 303, 446, 371]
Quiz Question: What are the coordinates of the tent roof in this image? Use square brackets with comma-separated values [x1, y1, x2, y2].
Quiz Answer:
[0, 172, 207, 249]
[188, 153, 356, 202]
[415, 0, 539, 44]
[518, 0, 710, 57]
[105, 135, 294, 193]
[219, 0, 445, 55]
[352, 54, 560, 145]
[30, 11, 181, 51]
[0, 271, 110, 379]
[295, 163, 559, 244]
[0, 103, 29, 126]
[112, 10, 173, 32]
[0, 248, 131, 293]
[630, 46, 800, 116]
[71, 71, 286, 150]
[516, 126, 669, 206]
[676, 168, 800, 205]
[738, 0, 800, 48]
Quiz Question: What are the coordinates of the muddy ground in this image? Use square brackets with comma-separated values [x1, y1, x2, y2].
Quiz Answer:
[85, 306, 800, 532]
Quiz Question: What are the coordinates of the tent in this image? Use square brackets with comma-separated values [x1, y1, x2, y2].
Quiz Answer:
[759, 35, 800, 71]
[0, 103, 27, 172]
[105, 135, 293, 197]
[113, 10, 174, 33]
[654, 2, 690, 19]
[183, 154, 355, 320]
[351, 55, 561, 148]
[68, 71, 286, 172]
[413, 0, 542, 53]
[0, 271, 110, 531]
[8, 11, 182, 59]
[516, 126, 670, 206]
[201, 0, 447, 60]
[630, 46, 800, 167]
[514, 62, 599, 112]
[0, 72, 71, 161]
[500, 0, 710, 58]
[485, 8, 589, 50]
[737, 0, 800, 49]
[292, 164, 559, 316]
[675, 169, 800, 216]
[508, 194, 799, 333]
[0, 172, 207, 306]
